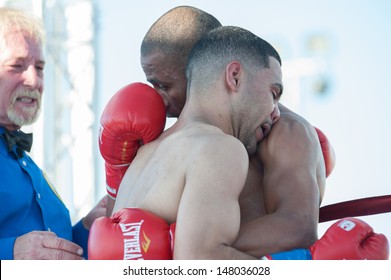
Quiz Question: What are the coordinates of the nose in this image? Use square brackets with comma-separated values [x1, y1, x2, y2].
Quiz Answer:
[271, 104, 280, 124]
[23, 65, 42, 90]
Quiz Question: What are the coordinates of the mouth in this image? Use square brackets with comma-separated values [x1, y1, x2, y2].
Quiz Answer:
[17, 97, 36, 103]
[16, 96, 38, 108]
[254, 123, 272, 143]
[261, 123, 271, 138]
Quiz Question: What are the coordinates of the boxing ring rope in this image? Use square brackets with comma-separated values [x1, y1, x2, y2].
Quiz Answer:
[319, 194, 391, 223]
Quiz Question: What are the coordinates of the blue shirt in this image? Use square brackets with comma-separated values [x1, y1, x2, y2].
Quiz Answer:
[0, 127, 89, 259]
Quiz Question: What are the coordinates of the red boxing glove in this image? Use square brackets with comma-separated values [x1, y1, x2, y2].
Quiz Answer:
[99, 83, 166, 199]
[314, 127, 336, 177]
[88, 208, 173, 260]
[265, 217, 389, 260]
[311, 217, 389, 260]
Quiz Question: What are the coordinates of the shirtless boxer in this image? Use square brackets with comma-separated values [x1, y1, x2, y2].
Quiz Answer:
[92, 6, 388, 259]
[102, 25, 282, 259]
[140, 6, 324, 257]
[90, 82, 388, 260]
[103, 6, 222, 216]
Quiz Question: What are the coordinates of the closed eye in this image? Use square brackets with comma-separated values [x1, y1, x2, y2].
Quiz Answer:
[10, 64, 23, 70]
[272, 83, 283, 101]
[148, 79, 169, 91]
[157, 83, 168, 90]
[36, 63, 45, 72]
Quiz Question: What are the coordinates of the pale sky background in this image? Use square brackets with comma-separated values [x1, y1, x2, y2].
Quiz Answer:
[94, 0, 391, 243]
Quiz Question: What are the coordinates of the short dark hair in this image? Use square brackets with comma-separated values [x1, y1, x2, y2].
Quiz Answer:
[141, 6, 222, 64]
[186, 26, 281, 85]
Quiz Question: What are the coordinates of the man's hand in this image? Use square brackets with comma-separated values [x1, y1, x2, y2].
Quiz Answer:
[83, 195, 108, 230]
[13, 231, 84, 260]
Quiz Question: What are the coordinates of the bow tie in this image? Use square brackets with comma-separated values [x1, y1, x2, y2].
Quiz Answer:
[0, 129, 33, 158]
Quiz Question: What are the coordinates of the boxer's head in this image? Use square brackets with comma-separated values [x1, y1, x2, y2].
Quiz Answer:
[186, 26, 283, 155]
[141, 6, 221, 117]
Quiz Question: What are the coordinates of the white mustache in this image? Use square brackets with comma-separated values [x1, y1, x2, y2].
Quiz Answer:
[12, 88, 41, 102]
[8, 88, 42, 127]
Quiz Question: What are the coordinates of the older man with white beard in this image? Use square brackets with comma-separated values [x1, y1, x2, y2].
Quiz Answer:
[0, 7, 107, 260]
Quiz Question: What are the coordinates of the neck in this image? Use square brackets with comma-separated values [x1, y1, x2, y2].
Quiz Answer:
[179, 89, 233, 136]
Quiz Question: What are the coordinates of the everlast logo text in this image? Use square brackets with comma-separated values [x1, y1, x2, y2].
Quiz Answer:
[120, 220, 151, 260]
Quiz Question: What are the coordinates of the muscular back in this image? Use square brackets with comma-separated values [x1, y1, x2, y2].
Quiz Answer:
[113, 122, 248, 225]
[113, 125, 190, 223]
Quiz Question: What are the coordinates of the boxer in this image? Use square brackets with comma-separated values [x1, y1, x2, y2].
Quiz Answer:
[89, 81, 388, 259]
[92, 7, 387, 259]
[139, 6, 330, 257]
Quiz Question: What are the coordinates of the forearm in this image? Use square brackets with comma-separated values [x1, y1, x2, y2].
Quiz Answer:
[233, 213, 317, 258]
[106, 197, 115, 217]
[216, 244, 258, 260]
[174, 243, 257, 260]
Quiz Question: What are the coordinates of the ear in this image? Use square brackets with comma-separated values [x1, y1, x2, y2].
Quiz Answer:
[225, 61, 242, 92]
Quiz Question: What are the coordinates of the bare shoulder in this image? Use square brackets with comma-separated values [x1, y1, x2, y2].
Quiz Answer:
[206, 131, 248, 155]
[185, 126, 249, 194]
[184, 123, 248, 159]
[259, 104, 320, 164]
[195, 130, 248, 169]
[278, 104, 316, 136]
[268, 104, 317, 145]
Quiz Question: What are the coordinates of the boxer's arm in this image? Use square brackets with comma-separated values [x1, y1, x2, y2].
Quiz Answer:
[234, 118, 322, 257]
[174, 137, 256, 260]
[106, 197, 115, 217]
